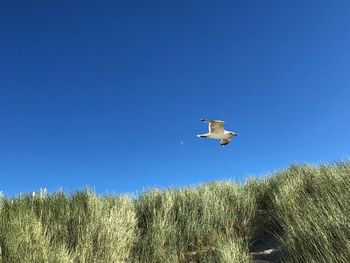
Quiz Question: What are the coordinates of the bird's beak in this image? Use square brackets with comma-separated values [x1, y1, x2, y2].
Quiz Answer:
[235, 133, 239, 136]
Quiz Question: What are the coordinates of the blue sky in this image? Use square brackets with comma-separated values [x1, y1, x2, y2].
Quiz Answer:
[1, 1, 350, 195]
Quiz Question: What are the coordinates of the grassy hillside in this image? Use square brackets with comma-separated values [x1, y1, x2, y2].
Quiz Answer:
[0, 163, 349, 262]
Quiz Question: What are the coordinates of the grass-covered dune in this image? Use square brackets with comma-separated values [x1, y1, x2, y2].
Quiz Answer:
[0, 163, 349, 262]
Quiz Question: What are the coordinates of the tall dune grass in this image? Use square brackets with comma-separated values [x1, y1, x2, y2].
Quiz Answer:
[272, 164, 350, 262]
[0, 163, 349, 262]
[0, 192, 138, 262]
[133, 184, 252, 262]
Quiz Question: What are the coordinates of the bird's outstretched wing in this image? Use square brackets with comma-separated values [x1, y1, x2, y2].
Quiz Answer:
[201, 119, 225, 134]
[220, 138, 231, 146]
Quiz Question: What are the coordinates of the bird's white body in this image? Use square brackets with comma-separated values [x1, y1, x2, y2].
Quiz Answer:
[197, 119, 238, 146]
[199, 131, 233, 140]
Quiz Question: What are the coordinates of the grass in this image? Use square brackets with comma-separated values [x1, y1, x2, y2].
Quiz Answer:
[0, 162, 349, 262]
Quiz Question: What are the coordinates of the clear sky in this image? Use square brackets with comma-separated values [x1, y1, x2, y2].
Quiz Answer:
[1, 1, 350, 196]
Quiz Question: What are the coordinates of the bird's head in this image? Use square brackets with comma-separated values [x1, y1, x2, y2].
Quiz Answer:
[230, 132, 239, 137]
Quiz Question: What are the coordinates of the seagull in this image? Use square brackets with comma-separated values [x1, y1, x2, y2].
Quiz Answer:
[197, 119, 239, 146]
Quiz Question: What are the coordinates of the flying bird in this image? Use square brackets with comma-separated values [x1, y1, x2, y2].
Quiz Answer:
[197, 119, 238, 146]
